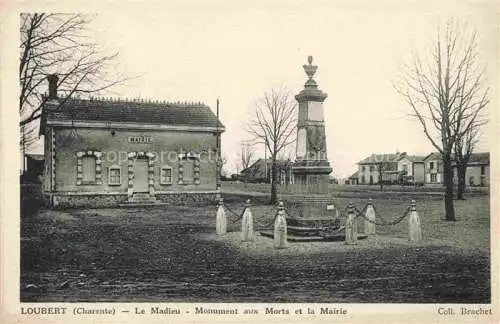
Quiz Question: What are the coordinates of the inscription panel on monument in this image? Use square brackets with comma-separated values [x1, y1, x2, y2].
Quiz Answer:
[297, 128, 307, 158]
[308, 101, 324, 121]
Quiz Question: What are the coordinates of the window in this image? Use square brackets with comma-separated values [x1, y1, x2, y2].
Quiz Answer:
[160, 166, 173, 185]
[82, 156, 96, 183]
[469, 176, 475, 186]
[182, 159, 194, 183]
[481, 166, 485, 175]
[108, 166, 121, 186]
[429, 162, 434, 170]
[178, 151, 201, 185]
[430, 173, 437, 183]
[402, 164, 408, 172]
[361, 166, 365, 172]
[369, 165, 374, 172]
[76, 150, 102, 185]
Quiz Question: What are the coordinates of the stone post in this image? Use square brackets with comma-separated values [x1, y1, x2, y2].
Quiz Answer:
[408, 200, 422, 243]
[215, 187, 222, 202]
[216, 198, 227, 235]
[364, 198, 376, 235]
[345, 202, 357, 245]
[241, 199, 254, 242]
[274, 201, 288, 249]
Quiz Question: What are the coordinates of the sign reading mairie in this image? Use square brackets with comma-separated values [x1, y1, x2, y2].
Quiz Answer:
[128, 136, 153, 144]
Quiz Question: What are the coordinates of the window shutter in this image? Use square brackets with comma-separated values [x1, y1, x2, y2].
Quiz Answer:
[82, 156, 96, 182]
[183, 160, 194, 182]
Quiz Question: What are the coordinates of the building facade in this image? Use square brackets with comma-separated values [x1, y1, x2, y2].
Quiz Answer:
[423, 153, 443, 184]
[461, 153, 490, 187]
[40, 77, 224, 207]
[357, 152, 406, 185]
[423, 152, 490, 187]
[356, 151, 489, 187]
[397, 155, 425, 184]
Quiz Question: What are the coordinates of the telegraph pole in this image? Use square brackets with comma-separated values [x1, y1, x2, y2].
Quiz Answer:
[216, 97, 221, 191]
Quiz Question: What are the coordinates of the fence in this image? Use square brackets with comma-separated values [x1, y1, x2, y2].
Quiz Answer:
[215, 197, 422, 248]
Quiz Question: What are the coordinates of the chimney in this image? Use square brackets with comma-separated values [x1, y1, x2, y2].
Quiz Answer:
[47, 74, 59, 99]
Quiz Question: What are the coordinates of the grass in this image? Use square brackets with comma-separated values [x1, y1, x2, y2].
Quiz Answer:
[222, 181, 490, 197]
[20, 194, 490, 303]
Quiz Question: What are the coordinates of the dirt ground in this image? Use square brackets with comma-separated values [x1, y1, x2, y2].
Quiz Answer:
[20, 195, 490, 303]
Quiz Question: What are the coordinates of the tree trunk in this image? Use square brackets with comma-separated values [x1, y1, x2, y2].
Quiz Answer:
[379, 164, 384, 191]
[442, 154, 456, 221]
[456, 163, 467, 200]
[270, 158, 278, 204]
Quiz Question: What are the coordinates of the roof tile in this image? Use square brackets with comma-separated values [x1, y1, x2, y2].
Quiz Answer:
[44, 98, 224, 129]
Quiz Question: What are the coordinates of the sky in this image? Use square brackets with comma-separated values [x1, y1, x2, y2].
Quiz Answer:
[19, 0, 499, 178]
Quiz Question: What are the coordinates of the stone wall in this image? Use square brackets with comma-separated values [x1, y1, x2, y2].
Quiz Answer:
[53, 127, 218, 193]
[48, 192, 218, 208]
[49, 193, 129, 208]
[156, 192, 217, 206]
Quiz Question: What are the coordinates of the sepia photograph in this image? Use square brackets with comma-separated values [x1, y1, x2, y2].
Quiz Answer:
[1, 0, 498, 322]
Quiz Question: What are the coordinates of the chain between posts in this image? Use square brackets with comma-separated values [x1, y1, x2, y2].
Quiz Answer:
[222, 202, 248, 224]
[222, 198, 414, 228]
[350, 202, 412, 226]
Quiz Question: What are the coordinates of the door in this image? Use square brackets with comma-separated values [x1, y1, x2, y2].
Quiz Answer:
[134, 158, 149, 192]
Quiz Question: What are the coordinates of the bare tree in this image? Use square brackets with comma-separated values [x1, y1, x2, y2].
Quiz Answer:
[20, 13, 126, 134]
[238, 142, 255, 183]
[396, 20, 488, 221]
[238, 142, 255, 173]
[247, 88, 297, 203]
[376, 161, 390, 191]
[451, 29, 488, 199]
[454, 121, 484, 199]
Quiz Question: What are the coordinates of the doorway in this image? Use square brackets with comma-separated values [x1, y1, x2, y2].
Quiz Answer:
[134, 158, 149, 192]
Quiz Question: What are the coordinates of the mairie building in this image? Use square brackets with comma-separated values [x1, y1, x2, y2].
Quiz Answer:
[40, 75, 224, 207]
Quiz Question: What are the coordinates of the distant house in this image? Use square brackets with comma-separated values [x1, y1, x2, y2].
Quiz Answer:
[423, 152, 490, 187]
[397, 155, 426, 184]
[346, 171, 359, 185]
[463, 152, 490, 187]
[239, 158, 293, 184]
[357, 152, 407, 185]
[423, 152, 443, 184]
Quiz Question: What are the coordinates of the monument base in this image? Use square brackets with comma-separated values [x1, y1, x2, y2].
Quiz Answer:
[259, 229, 368, 242]
[283, 195, 341, 237]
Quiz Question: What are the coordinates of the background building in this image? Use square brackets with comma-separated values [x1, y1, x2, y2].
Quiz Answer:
[357, 152, 406, 185]
[460, 152, 490, 187]
[239, 158, 293, 184]
[397, 155, 426, 185]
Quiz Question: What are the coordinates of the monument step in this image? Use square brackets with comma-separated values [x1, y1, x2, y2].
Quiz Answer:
[259, 230, 368, 242]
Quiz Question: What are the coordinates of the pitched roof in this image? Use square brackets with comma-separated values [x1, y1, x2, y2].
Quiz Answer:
[240, 158, 291, 174]
[423, 152, 442, 161]
[348, 171, 359, 179]
[358, 152, 406, 164]
[469, 152, 490, 164]
[399, 155, 426, 163]
[423, 152, 489, 165]
[43, 97, 224, 129]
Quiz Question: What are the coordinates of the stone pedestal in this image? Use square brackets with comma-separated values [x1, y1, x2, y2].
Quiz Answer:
[291, 56, 332, 196]
[287, 56, 337, 237]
